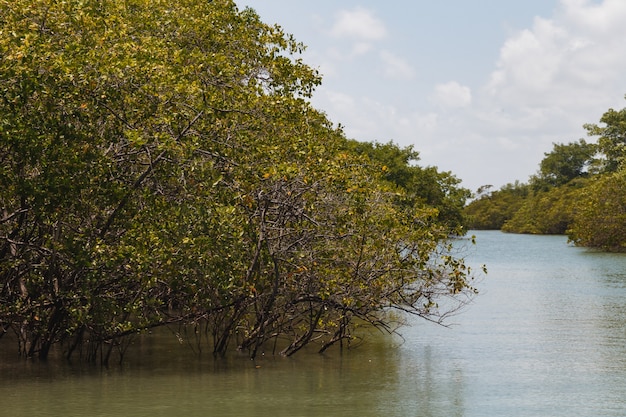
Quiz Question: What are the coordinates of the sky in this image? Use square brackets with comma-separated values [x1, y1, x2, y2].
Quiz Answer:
[235, 0, 626, 192]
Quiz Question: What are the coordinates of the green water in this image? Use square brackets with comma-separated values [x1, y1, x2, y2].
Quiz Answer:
[2, 231, 626, 416]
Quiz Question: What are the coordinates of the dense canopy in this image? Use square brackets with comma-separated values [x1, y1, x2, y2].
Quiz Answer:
[0, 0, 476, 363]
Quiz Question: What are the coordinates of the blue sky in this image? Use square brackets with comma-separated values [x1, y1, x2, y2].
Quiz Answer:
[235, 0, 626, 191]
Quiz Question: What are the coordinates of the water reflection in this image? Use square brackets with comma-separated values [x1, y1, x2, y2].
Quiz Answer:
[388, 344, 466, 417]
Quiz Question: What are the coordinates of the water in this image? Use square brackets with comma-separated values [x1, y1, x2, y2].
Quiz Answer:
[402, 231, 626, 416]
[2, 230, 626, 416]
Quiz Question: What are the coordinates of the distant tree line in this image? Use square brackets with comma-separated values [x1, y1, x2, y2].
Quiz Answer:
[465, 100, 626, 251]
[0, 0, 476, 364]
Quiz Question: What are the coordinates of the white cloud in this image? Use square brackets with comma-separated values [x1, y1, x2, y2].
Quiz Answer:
[350, 42, 373, 57]
[431, 81, 472, 108]
[313, 88, 439, 145]
[478, 0, 626, 168]
[305, 0, 626, 190]
[560, 0, 626, 35]
[488, 0, 626, 107]
[329, 7, 387, 41]
[379, 50, 415, 80]
[487, 17, 567, 99]
[433, 0, 626, 189]
[324, 89, 356, 110]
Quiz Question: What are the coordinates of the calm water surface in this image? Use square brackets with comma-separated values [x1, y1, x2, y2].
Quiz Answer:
[2, 230, 626, 416]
